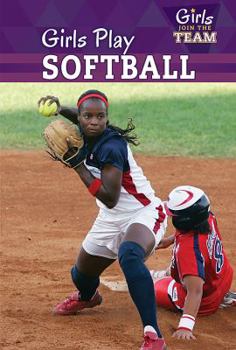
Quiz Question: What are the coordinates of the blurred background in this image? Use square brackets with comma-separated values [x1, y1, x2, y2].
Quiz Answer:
[0, 82, 235, 158]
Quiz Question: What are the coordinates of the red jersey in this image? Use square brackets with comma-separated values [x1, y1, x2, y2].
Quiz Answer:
[170, 212, 233, 315]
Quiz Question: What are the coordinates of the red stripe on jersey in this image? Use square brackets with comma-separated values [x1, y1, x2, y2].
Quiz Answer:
[153, 205, 166, 234]
[153, 221, 160, 234]
[122, 171, 151, 206]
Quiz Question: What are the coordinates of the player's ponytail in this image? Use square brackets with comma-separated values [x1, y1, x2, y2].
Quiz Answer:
[108, 118, 139, 146]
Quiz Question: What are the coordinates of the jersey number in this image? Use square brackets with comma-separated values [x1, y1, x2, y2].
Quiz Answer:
[214, 238, 224, 273]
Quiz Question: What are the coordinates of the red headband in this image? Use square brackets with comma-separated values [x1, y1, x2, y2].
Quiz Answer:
[77, 94, 109, 108]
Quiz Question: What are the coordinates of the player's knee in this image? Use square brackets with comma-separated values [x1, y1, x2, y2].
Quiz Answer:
[118, 241, 145, 263]
[118, 241, 147, 281]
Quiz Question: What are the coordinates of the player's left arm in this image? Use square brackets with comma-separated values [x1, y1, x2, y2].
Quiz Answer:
[172, 275, 204, 340]
[182, 275, 204, 317]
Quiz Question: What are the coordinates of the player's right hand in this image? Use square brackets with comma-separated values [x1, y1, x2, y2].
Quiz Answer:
[172, 329, 196, 340]
[38, 95, 61, 117]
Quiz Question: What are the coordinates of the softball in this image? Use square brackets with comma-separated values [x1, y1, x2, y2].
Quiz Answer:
[38, 100, 58, 117]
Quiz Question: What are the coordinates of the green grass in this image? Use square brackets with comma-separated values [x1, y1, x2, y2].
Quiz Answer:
[0, 83, 236, 157]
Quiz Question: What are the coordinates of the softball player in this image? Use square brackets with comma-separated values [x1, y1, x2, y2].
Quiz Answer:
[40, 90, 167, 350]
[152, 186, 234, 340]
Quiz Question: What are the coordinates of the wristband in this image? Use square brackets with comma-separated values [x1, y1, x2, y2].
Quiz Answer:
[88, 179, 102, 196]
[177, 314, 195, 332]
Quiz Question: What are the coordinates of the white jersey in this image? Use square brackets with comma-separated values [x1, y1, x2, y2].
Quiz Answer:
[84, 128, 161, 214]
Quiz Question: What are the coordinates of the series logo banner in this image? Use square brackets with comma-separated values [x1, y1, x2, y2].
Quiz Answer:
[0, 0, 235, 82]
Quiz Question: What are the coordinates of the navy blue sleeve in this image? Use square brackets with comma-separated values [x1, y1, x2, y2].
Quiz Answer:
[98, 138, 127, 171]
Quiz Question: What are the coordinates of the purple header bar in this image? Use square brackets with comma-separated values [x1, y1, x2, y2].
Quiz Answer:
[0, 0, 236, 82]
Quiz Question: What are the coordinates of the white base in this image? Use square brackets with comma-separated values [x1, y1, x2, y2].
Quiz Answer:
[100, 277, 128, 292]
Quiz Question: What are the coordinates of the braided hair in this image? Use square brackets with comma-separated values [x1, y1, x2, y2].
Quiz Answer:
[77, 90, 139, 146]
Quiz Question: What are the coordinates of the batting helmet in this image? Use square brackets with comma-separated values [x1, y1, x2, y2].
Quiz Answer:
[166, 185, 210, 231]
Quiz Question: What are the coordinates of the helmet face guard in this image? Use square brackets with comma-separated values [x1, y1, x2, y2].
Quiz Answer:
[172, 205, 210, 231]
[166, 186, 210, 231]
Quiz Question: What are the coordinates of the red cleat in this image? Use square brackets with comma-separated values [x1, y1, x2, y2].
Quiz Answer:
[140, 326, 167, 350]
[53, 290, 102, 315]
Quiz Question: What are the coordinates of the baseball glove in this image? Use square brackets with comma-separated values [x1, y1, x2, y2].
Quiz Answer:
[43, 119, 87, 168]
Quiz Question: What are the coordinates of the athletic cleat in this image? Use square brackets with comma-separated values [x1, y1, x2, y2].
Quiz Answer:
[220, 291, 236, 308]
[53, 290, 102, 315]
[140, 326, 167, 350]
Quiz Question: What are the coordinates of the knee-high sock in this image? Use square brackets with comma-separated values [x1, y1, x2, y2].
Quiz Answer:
[118, 241, 162, 337]
[71, 265, 99, 301]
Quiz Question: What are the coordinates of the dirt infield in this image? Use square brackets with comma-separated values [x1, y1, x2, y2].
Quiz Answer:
[1, 151, 236, 350]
